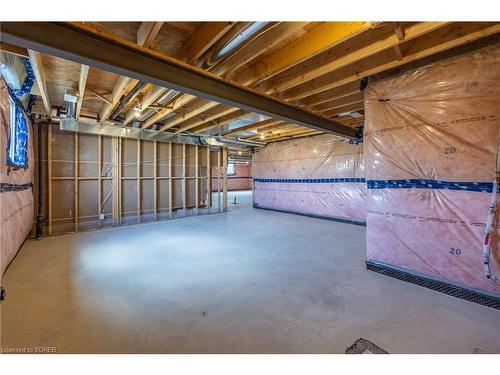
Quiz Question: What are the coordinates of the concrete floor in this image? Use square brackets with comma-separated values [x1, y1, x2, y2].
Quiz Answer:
[1, 190, 499, 353]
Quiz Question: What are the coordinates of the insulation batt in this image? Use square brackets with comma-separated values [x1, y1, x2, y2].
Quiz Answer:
[0, 79, 34, 275]
[253, 134, 366, 222]
[364, 43, 500, 295]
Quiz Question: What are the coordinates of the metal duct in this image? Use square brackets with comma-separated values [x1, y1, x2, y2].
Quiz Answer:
[136, 89, 179, 123]
[110, 81, 147, 120]
[64, 89, 78, 119]
[211, 22, 269, 62]
[57, 117, 265, 151]
[214, 135, 265, 148]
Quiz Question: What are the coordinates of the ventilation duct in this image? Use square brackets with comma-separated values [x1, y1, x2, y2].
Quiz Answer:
[64, 89, 78, 119]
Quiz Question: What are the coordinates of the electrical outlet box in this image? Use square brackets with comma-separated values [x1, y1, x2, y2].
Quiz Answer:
[99, 213, 105, 220]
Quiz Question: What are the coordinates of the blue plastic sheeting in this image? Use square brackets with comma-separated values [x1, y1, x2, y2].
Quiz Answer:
[7, 104, 28, 167]
[4, 57, 34, 168]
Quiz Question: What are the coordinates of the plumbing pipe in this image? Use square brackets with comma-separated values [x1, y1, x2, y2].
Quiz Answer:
[482, 145, 500, 281]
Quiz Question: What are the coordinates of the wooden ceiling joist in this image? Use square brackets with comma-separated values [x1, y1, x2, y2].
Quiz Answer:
[100, 22, 164, 123]
[192, 110, 249, 134]
[282, 22, 500, 101]
[143, 93, 195, 129]
[162, 100, 220, 131]
[236, 21, 373, 86]
[322, 102, 364, 118]
[76, 64, 89, 119]
[1, 42, 29, 57]
[295, 81, 361, 108]
[183, 22, 234, 64]
[176, 106, 239, 133]
[265, 22, 449, 95]
[0, 22, 355, 138]
[123, 85, 168, 125]
[219, 22, 310, 78]
[27, 49, 51, 115]
[137, 22, 164, 48]
[223, 119, 283, 137]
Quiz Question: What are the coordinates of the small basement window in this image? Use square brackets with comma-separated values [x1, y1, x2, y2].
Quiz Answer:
[227, 163, 236, 176]
[6, 96, 28, 168]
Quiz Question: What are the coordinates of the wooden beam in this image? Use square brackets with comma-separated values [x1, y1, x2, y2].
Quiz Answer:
[295, 81, 361, 108]
[144, 93, 195, 129]
[321, 102, 364, 118]
[99, 76, 136, 123]
[0, 42, 29, 57]
[1, 22, 355, 138]
[266, 22, 448, 95]
[86, 86, 112, 105]
[206, 147, 211, 208]
[222, 147, 228, 212]
[137, 22, 164, 48]
[153, 141, 157, 218]
[218, 22, 309, 78]
[222, 119, 283, 137]
[182, 144, 186, 211]
[74, 133, 79, 232]
[195, 145, 199, 209]
[97, 135, 102, 228]
[175, 106, 239, 133]
[48, 124, 53, 235]
[76, 64, 89, 119]
[100, 22, 163, 124]
[124, 86, 168, 125]
[192, 110, 248, 134]
[168, 143, 173, 216]
[393, 22, 405, 42]
[282, 22, 500, 101]
[27, 50, 51, 115]
[236, 22, 373, 86]
[137, 140, 141, 223]
[162, 100, 219, 131]
[312, 94, 364, 113]
[267, 130, 324, 142]
[183, 22, 234, 64]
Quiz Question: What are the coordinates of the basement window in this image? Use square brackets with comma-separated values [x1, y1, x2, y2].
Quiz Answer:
[227, 163, 236, 176]
[6, 96, 28, 168]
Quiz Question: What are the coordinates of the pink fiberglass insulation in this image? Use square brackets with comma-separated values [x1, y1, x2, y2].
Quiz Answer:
[253, 134, 366, 222]
[0, 79, 34, 275]
[364, 43, 500, 295]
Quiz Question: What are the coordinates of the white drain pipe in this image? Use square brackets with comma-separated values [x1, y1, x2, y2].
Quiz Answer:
[482, 145, 500, 281]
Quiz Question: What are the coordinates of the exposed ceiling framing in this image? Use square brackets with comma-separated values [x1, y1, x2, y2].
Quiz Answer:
[2, 21, 499, 145]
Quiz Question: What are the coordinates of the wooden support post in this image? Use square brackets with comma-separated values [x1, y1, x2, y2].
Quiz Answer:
[207, 147, 212, 208]
[74, 133, 79, 232]
[98, 134, 102, 228]
[217, 149, 221, 212]
[168, 143, 173, 217]
[153, 141, 157, 219]
[48, 124, 53, 235]
[182, 143, 187, 211]
[137, 140, 141, 223]
[118, 138, 122, 225]
[195, 144, 199, 209]
[222, 147, 228, 212]
[111, 137, 120, 226]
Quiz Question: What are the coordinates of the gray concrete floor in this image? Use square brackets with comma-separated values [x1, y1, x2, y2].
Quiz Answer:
[1, 190, 499, 353]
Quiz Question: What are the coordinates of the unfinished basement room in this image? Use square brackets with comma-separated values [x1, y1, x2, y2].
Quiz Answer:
[1, 10, 500, 363]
